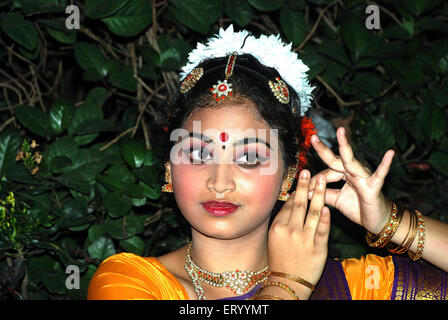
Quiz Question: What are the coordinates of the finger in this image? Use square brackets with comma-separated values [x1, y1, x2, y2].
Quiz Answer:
[304, 174, 326, 235]
[371, 149, 395, 183]
[288, 169, 311, 228]
[308, 188, 339, 208]
[337, 127, 370, 177]
[309, 168, 345, 192]
[314, 206, 331, 247]
[273, 191, 295, 225]
[311, 134, 345, 172]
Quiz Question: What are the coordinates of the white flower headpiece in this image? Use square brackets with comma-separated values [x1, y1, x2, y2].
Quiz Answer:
[180, 25, 314, 116]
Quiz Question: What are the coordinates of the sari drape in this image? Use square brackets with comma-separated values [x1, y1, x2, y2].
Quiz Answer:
[87, 252, 447, 300]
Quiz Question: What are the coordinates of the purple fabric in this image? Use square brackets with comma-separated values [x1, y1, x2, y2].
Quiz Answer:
[310, 258, 352, 300]
[218, 284, 262, 300]
[391, 255, 447, 300]
[218, 258, 352, 300]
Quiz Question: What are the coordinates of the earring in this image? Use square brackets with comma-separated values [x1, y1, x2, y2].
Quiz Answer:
[161, 166, 173, 193]
[278, 166, 297, 201]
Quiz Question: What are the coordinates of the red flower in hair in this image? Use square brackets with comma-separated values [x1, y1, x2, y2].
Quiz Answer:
[296, 116, 317, 174]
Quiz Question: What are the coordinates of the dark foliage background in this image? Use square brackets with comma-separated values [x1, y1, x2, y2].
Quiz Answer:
[0, 0, 447, 299]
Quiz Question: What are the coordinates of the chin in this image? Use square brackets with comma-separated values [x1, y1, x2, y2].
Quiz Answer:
[189, 213, 270, 241]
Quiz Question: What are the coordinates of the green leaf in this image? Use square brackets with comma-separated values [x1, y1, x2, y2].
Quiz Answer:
[279, 5, 307, 46]
[48, 156, 73, 172]
[53, 197, 89, 229]
[420, 104, 447, 141]
[318, 40, 351, 68]
[104, 191, 132, 217]
[21, 0, 67, 16]
[342, 15, 369, 61]
[15, 105, 54, 139]
[399, 0, 444, 16]
[54, 171, 91, 194]
[248, 0, 284, 11]
[87, 235, 116, 260]
[49, 98, 74, 134]
[86, 87, 109, 106]
[45, 136, 78, 168]
[76, 119, 116, 135]
[120, 138, 146, 168]
[28, 255, 67, 294]
[86, 224, 107, 248]
[382, 58, 426, 94]
[85, 0, 130, 19]
[107, 63, 137, 92]
[104, 213, 144, 240]
[68, 102, 103, 135]
[132, 165, 160, 186]
[96, 173, 124, 191]
[119, 236, 144, 255]
[74, 42, 108, 77]
[428, 152, 448, 177]
[107, 164, 136, 183]
[0, 131, 21, 176]
[169, 0, 222, 34]
[82, 68, 107, 82]
[349, 72, 383, 98]
[46, 27, 77, 44]
[101, 0, 152, 37]
[139, 180, 161, 200]
[301, 50, 328, 79]
[438, 53, 448, 74]
[224, 0, 253, 27]
[158, 36, 192, 71]
[0, 0, 12, 8]
[122, 182, 145, 198]
[0, 13, 38, 51]
[306, 0, 334, 4]
[4, 162, 39, 184]
[366, 117, 395, 152]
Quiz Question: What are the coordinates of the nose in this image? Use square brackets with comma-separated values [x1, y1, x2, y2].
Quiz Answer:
[206, 163, 236, 197]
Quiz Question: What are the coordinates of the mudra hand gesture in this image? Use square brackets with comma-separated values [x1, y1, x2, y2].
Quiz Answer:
[309, 126, 396, 235]
[268, 170, 331, 300]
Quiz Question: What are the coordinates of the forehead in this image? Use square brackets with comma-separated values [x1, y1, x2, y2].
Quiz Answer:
[182, 102, 269, 134]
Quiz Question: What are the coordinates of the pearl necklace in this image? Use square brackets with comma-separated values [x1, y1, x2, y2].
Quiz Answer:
[184, 242, 269, 300]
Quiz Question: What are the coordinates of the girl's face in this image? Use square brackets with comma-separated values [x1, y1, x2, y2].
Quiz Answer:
[169, 102, 286, 240]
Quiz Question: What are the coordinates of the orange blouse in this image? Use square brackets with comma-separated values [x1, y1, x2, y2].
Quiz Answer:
[87, 253, 395, 300]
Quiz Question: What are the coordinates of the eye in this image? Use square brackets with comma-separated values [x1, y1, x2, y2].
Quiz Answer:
[183, 146, 213, 164]
[235, 152, 268, 168]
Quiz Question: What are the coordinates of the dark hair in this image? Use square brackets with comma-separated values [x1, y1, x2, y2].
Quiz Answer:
[151, 53, 307, 177]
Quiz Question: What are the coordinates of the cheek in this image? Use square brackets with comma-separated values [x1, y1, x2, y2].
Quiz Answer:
[237, 172, 281, 205]
[171, 165, 203, 200]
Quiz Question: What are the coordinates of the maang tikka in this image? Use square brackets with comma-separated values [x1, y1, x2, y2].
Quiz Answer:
[209, 51, 237, 102]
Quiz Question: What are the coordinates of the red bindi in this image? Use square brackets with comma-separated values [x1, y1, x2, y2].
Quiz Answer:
[219, 132, 229, 142]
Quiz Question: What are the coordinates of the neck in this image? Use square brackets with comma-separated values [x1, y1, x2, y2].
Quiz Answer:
[188, 219, 269, 273]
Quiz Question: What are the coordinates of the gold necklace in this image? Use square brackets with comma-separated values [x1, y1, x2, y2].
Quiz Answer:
[184, 242, 268, 299]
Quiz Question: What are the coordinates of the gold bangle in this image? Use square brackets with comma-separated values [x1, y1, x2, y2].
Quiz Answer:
[366, 202, 403, 248]
[254, 294, 285, 300]
[387, 207, 416, 254]
[268, 271, 315, 291]
[408, 210, 425, 261]
[257, 281, 300, 300]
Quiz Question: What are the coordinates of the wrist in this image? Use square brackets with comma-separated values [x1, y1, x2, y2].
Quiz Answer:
[370, 198, 393, 235]
[263, 275, 313, 300]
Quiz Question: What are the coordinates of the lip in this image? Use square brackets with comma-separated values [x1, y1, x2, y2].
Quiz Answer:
[201, 201, 240, 216]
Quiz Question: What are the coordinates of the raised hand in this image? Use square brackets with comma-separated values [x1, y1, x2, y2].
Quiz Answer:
[309, 127, 395, 234]
[267, 170, 331, 299]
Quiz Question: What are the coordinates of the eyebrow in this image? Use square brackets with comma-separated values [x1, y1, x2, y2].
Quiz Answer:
[181, 132, 272, 149]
